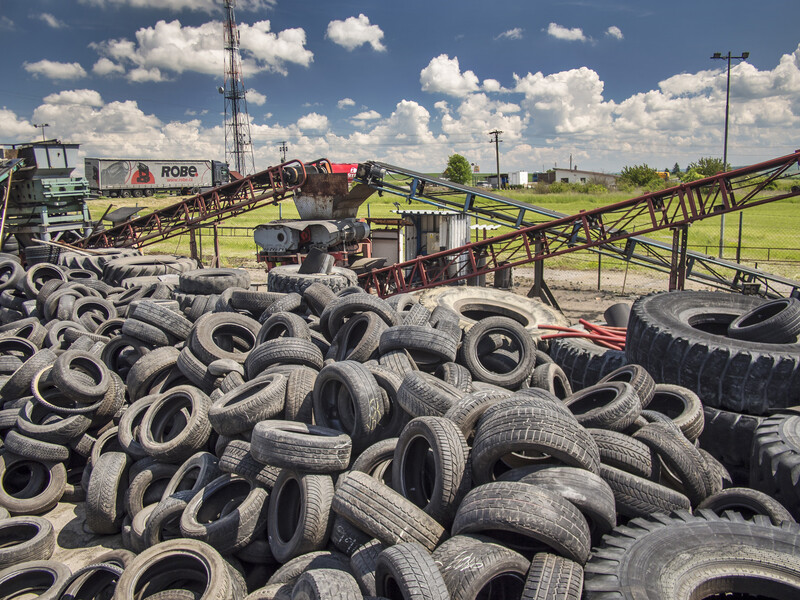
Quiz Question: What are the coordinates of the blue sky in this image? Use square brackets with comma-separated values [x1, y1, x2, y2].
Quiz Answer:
[1, 0, 799, 174]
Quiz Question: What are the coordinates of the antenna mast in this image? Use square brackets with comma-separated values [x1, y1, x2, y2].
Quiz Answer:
[222, 0, 255, 175]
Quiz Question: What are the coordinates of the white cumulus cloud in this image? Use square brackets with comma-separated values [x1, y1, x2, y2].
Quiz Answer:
[91, 19, 312, 82]
[420, 55, 480, 97]
[247, 90, 267, 106]
[352, 110, 381, 120]
[337, 98, 356, 109]
[547, 23, 587, 42]
[326, 14, 386, 52]
[297, 113, 329, 131]
[93, 58, 125, 76]
[24, 60, 87, 80]
[606, 26, 623, 40]
[42, 89, 104, 107]
[495, 28, 523, 41]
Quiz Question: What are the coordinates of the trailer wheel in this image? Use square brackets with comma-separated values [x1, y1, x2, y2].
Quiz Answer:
[144, 189, 154, 197]
[133, 189, 143, 198]
[121, 189, 132, 198]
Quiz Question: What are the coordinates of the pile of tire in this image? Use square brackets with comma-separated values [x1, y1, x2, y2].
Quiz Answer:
[0, 254, 798, 600]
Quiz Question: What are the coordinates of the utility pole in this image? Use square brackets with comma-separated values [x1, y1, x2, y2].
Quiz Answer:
[32, 123, 49, 142]
[279, 141, 288, 163]
[711, 50, 749, 258]
[489, 130, 503, 189]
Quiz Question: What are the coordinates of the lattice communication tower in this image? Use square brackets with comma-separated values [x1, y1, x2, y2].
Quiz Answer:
[222, 0, 255, 175]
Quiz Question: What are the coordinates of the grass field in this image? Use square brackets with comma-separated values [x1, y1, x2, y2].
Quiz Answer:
[86, 181, 800, 278]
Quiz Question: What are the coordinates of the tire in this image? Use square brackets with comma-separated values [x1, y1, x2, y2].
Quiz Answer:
[190, 313, 260, 366]
[397, 371, 463, 418]
[125, 462, 179, 518]
[330, 515, 373, 558]
[138, 385, 213, 463]
[16, 401, 92, 444]
[351, 438, 398, 488]
[322, 294, 398, 338]
[598, 464, 691, 518]
[378, 349, 417, 377]
[418, 287, 568, 333]
[701, 405, 762, 484]
[375, 542, 449, 600]
[563, 381, 642, 432]
[0, 454, 66, 516]
[432, 537, 529, 600]
[102, 255, 197, 287]
[528, 363, 572, 399]
[117, 395, 157, 461]
[379, 326, 458, 366]
[114, 539, 235, 599]
[392, 416, 470, 527]
[633, 422, 714, 505]
[267, 265, 358, 295]
[180, 474, 268, 554]
[750, 414, 800, 520]
[646, 383, 704, 442]
[284, 367, 317, 424]
[179, 268, 251, 295]
[58, 562, 122, 599]
[131, 301, 193, 341]
[218, 440, 280, 489]
[588, 428, 657, 480]
[442, 388, 513, 440]
[161, 450, 221, 499]
[209, 374, 286, 435]
[266, 551, 352, 587]
[126, 346, 181, 401]
[292, 568, 362, 600]
[267, 470, 334, 563]
[142, 490, 196, 548]
[349, 539, 384, 596]
[522, 552, 584, 600]
[452, 481, 592, 565]
[549, 332, 627, 392]
[0, 560, 71, 600]
[471, 404, 600, 484]
[460, 316, 537, 389]
[331, 471, 448, 552]
[257, 312, 311, 345]
[0, 516, 55, 568]
[312, 361, 385, 452]
[86, 451, 130, 534]
[52, 349, 112, 403]
[1, 348, 56, 398]
[697, 487, 795, 525]
[303, 283, 337, 317]
[597, 364, 656, 408]
[583, 510, 800, 599]
[251, 420, 352, 473]
[245, 338, 323, 378]
[625, 290, 800, 414]
[727, 297, 800, 344]
[520, 466, 617, 544]
[327, 312, 388, 363]
[2, 431, 69, 463]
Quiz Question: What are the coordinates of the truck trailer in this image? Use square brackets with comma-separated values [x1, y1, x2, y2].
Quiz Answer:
[84, 158, 229, 198]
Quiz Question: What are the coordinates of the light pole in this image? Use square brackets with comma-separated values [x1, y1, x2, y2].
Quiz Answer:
[32, 123, 49, 142]
[489, 130, 502, 189]
[711, 51, 749, 258]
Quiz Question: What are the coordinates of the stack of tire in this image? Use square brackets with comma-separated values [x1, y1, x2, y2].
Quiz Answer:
[0, 255, 798, 599]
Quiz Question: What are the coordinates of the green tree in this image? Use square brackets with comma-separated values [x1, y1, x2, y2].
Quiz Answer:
[687, 157, 729, 177]
[619, 164, 660, 188]
[442, 154, 472, 185]
[671, 162, 681, 175]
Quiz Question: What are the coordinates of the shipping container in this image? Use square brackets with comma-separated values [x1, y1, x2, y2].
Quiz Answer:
[84, 158, 229, 197]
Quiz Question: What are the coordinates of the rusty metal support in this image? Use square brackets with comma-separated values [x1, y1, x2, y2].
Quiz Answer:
[76, 159, 309, 249]
[359, 151, 800, 298]
[669, 225, 689, 291]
